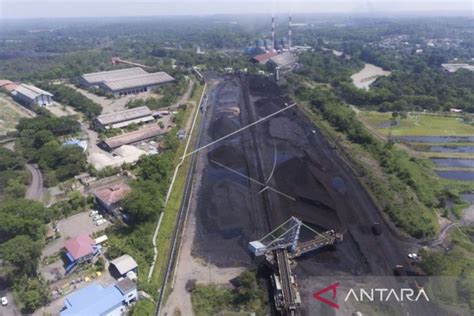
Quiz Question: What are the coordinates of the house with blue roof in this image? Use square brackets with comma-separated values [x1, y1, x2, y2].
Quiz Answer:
[60, 278, 137, 316]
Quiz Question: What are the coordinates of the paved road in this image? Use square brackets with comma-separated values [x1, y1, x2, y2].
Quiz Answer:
[25, 163, 44, 201]
[0, 290, 20, 316]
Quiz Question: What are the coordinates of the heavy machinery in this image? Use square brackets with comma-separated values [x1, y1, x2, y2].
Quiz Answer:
[249, 217, 342, 315]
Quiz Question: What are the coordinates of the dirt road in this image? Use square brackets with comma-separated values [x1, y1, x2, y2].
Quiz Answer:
[25, 163, 44, 201]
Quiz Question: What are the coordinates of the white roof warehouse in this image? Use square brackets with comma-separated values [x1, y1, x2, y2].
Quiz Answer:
[92, 106, 154, 131]
[80, 67, 175, 96]
[13, 83, 53, 107]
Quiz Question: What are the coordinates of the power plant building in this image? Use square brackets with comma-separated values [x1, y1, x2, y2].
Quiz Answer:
[80, 67, 175, 96]
[268, 52, 297, 69]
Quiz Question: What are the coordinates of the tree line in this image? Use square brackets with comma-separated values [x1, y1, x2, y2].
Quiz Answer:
[37, 83, 102, 119]
[16, 115, 87, 186]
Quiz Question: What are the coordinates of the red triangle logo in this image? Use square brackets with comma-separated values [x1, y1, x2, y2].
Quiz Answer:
[313, 282, 339, 309]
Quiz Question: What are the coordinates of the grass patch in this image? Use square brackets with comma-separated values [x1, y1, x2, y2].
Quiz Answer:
[0, 94, 29, 134]
[359, 111, 474, 136]
[151, 83, 205, 288]
[191, 271, 267, 316]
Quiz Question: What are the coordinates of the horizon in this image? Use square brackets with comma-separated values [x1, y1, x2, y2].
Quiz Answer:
[1, 0, 472, 19]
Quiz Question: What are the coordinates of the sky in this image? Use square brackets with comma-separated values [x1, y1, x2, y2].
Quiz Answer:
[0, 0, 472, 19]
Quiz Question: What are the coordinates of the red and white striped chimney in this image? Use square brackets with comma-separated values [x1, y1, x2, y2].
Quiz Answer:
[288, 15, 292, 51]
[271, 14, 275, 51]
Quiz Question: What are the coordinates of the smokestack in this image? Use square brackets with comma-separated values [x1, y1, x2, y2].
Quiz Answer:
[271, 14, 275, 52]
[288, 15, 292, 51]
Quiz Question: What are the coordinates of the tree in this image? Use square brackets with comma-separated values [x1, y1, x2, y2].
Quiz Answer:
[138, 153, 174, 186]
[0, 148, 25, 171]
[420, 249, 447, 275]
[15, 278, 50, 313]
[121, 180, 163, 223]
[0, 198, 49, 222]
[5, 178, 27, 198]
[234, 271, 260, 304]
[0, 235, 42, 276]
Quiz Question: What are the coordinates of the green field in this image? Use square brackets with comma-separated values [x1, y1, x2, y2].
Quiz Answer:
[359, 111, 474, 136]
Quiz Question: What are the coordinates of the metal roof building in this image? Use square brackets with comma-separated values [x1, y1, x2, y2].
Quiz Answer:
[101, 72, 175, 92]
[110, 254, 138, 277]
[100, 125, 164, 151]
[81, 67, 147, 86]
[251, 52, 279, 64]
[80, 67, 175, 96]
[60, 279, 137, 316]
[268, 52, 297, 69]
[13, 83, 53, 107]
[92, 106, 154, 131]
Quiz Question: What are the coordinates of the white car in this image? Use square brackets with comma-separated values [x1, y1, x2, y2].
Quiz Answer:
[408, 253, 419, 260]
[93, 215, 103, 221]
[89, 210, 98, 217]
[1, 296, 8, 306]
[95, 219, 107, 226]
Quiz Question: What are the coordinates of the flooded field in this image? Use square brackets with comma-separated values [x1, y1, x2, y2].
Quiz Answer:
[351, 63, 391, 90]
[431, 158, 474, 168]
[435, 171, 474, 181]
[430, 146, 474, 153]
[397, 136, 474, 143]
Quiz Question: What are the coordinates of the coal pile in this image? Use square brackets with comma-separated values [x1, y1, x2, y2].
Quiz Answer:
[208, 145, 246, 169]
[209, 116, 240, 140]
[248, 75, 282, 96]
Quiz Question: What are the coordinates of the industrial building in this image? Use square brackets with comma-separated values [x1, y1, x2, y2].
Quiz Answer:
[80, 67, 147, 88]
[251, 52, 279, 64]
[89, 145, 149, 170]
[12, 83, 53, 107]
[268, 52, 297, 69]
[60, 279, 137, 316]
[100, 125, 164, 151]
[80, 67, 175, 96]
[0, 80, 18, 92]
[251, 52, 297, 70]
[92, 106, 154, 131]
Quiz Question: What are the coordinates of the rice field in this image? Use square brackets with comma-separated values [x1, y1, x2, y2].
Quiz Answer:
[358, 110, 474, 183]
[359, 111, 474, 136]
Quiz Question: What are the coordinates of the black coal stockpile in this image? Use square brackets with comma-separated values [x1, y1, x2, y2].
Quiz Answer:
[209, 115, 239, 140]
[248, 74, 282, 96]
[208, 145, 246, 169]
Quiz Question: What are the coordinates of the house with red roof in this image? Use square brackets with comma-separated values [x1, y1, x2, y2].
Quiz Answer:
[64, 233, 101, 273]
[93, 183, 131, 213]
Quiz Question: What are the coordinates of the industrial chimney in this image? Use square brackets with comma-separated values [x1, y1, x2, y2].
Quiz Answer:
[271, 14, 275, 52]
[288, 15, 292, 51]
